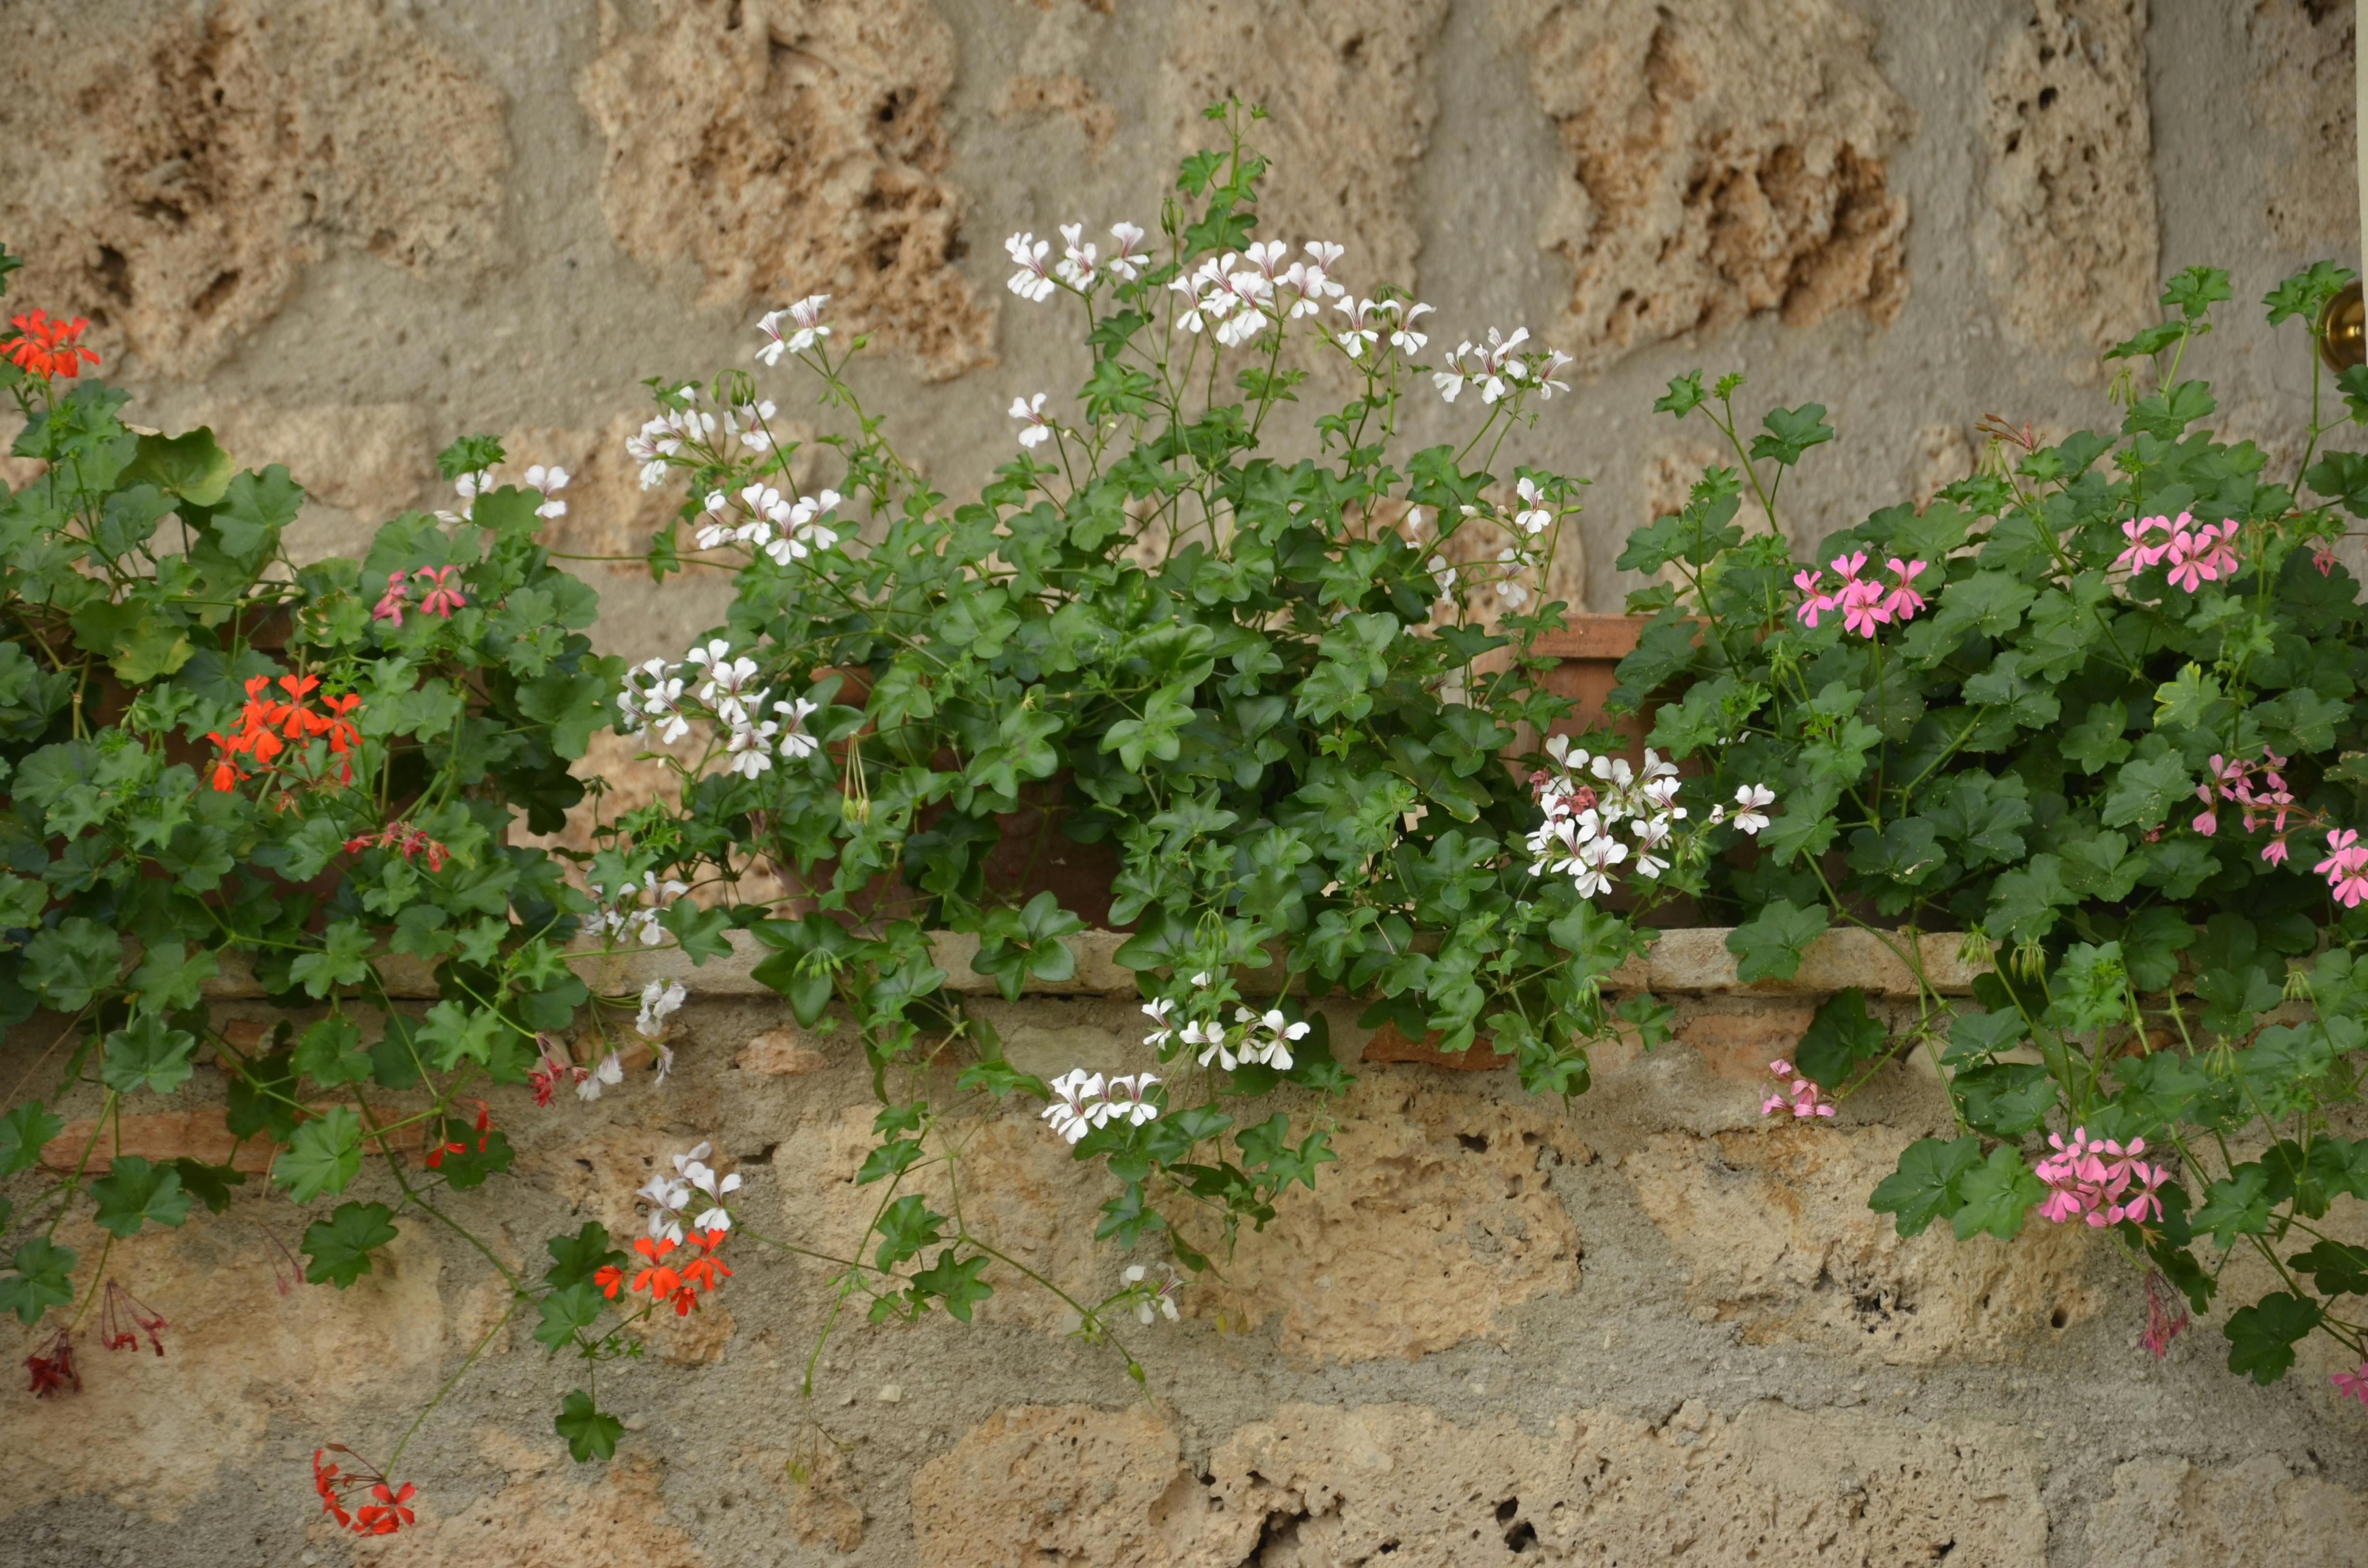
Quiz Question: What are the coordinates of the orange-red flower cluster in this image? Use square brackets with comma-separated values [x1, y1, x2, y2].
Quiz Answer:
[423, 1103, 492, 1170]
[3, 309, 100, 380]
[342, 819, 451, 870]
[312, 1446, 418, 1536]
[607, 1228, 731, 1316]
[206, 674, 362, 793]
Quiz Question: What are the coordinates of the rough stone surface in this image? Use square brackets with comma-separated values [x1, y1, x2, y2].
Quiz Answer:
[1164, 0, 1450, 296]
[2086, 1454, 2368, 1567]
[579, 0, 995, 380]
[1504, 0, 1914, 372]
[1979, 0, 2159, 369]
[1182, 1070, 1587, 1361]
[913, 1398, 2054, 1566]
[2249, 0, 2359, 251]
[0, 0, 505, 379]
[1624, 1123, 2102, 1363]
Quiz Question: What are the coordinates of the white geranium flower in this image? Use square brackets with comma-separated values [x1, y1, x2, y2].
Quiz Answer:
[1043, 1067, 1104, 1144]
[1514, 477, 1551, 537]
[1096, 1073, 1161, 1129]
[1006, 232, 1057, 302]
[1011, 392, 1054, 450]
[1106, 221, 1149, 281]
[579, 1049, 625, 1102]
[1140, 996, 1177, 1051]
[636, 979, 687, 1038]
[1733, 784, 1776, 835]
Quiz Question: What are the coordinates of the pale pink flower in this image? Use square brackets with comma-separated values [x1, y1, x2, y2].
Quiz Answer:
[2333, 1364, 2368, 1405]
[414, 566, 467, 618]
[1760, 1058, 1836, 1119]
[371, 570, 409, 627]
[1879, 558, 1928, 623]
[1793, 567, 1836, 628]
[2113, 515, 2174, 574]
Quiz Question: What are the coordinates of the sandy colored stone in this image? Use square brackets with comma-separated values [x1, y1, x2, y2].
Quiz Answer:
[787, 1444, 867, 1552]
[580, 0, 993, 381]
[2250, 0, 2358, 251]
[1979, 0, 2158, 369]
[1673, 1000, 1819, 1084]
[1623, 1122, 2101, 1363]
[1645, 925, 1989, 995]
[1505, 0, 1913, 372]
[0, 1213, 446, 1519]
[738, 1025, 831, 1076]
[912, 1403, 1209, 1568]
[996, 74, 1119, 159]
[1164, 0, 1450, 294]
[2085, 1454, 2368, 1568]
[1183, 1070, 1585, 1360]
[1912, 420, 1976, 510]
[0, 0, 504, 378]
[372, 1433, 705, 1567]
[917, 1398, 2049, 1566]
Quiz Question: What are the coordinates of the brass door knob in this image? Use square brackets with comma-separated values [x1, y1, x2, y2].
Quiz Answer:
[2320, 279, 2365, 373]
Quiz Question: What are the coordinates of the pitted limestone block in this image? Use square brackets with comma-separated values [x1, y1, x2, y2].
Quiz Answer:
[912, 1403, 1212, 1568]
[1978, 0, 2158, 368]
[0, 0, 505, 378]
[579, 0, 993, 381]
[1623, 1123, 2101, 1363]
[1645, 926, 1987, 995]
[736, 1025, 830, 1077]
[2085, 1454, 2368, 1568]
[1164, 0, 1451, 295]
[2249, 0, 2359, 250]
[1502, 0, 1912, 373]
[1182, 1070, 1585, 1361]
[914, 1399, 2050, 1566]
[0, 1213, 448, 1519]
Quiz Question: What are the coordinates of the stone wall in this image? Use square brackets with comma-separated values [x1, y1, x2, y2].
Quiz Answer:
[7, 928, 2368, 1567]
[7, 1, 2368, 1564]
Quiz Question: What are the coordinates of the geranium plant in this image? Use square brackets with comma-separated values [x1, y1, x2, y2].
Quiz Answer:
[1613, 261, 2368, 1398]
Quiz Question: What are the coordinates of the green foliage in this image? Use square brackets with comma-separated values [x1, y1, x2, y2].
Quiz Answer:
[1625, 259, 2368, 1391]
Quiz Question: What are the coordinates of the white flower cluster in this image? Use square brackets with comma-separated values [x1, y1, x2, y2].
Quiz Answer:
[1433, 327, 1573, 406]
[1006, 221, 1150, 303]
[693, 483, 841, 565]
[1525, 739, 1777, 899]
[1041, 1067, 1162, 1144]
[754, 294, 830, 366]
[616, 640, 823, 781]
[1121, 1262, 1181, 1325]
[1332, 295, 1431, 360]
[435, 463, 570, 525]
[639, 1139, 740, 1244]
[1141, 978, 1309, 1074]
[636, 978, 687, 1038]
[625, 381, 781, 492]
[589, 869, 690, 947]
[1171, 239, 1346, 348]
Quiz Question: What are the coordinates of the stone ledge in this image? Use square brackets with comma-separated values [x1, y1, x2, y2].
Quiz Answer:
[197, 927, 1987, 1002]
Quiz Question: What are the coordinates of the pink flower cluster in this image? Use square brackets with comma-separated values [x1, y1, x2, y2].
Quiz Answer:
[2194, 751, 2304, 865]
[371, 566, 467, 627]
[1793, 552, 1926, 638]
[2034, 1127, 2170, 1227]
[2112, 512, 2242, 592]
[2334, 1364, 2368, 1406]
[2315, 830, 2368, 908]
[1761, 1058, 1835, 1119]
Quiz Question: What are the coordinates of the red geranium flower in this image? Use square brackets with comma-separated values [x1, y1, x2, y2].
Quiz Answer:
[24, 1331, 77, 1397]
[3, 309, 100, 380]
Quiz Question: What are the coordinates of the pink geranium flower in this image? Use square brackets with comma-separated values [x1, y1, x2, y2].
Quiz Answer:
[414, 566, 468, 618]
[371, 571, 409, 627]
